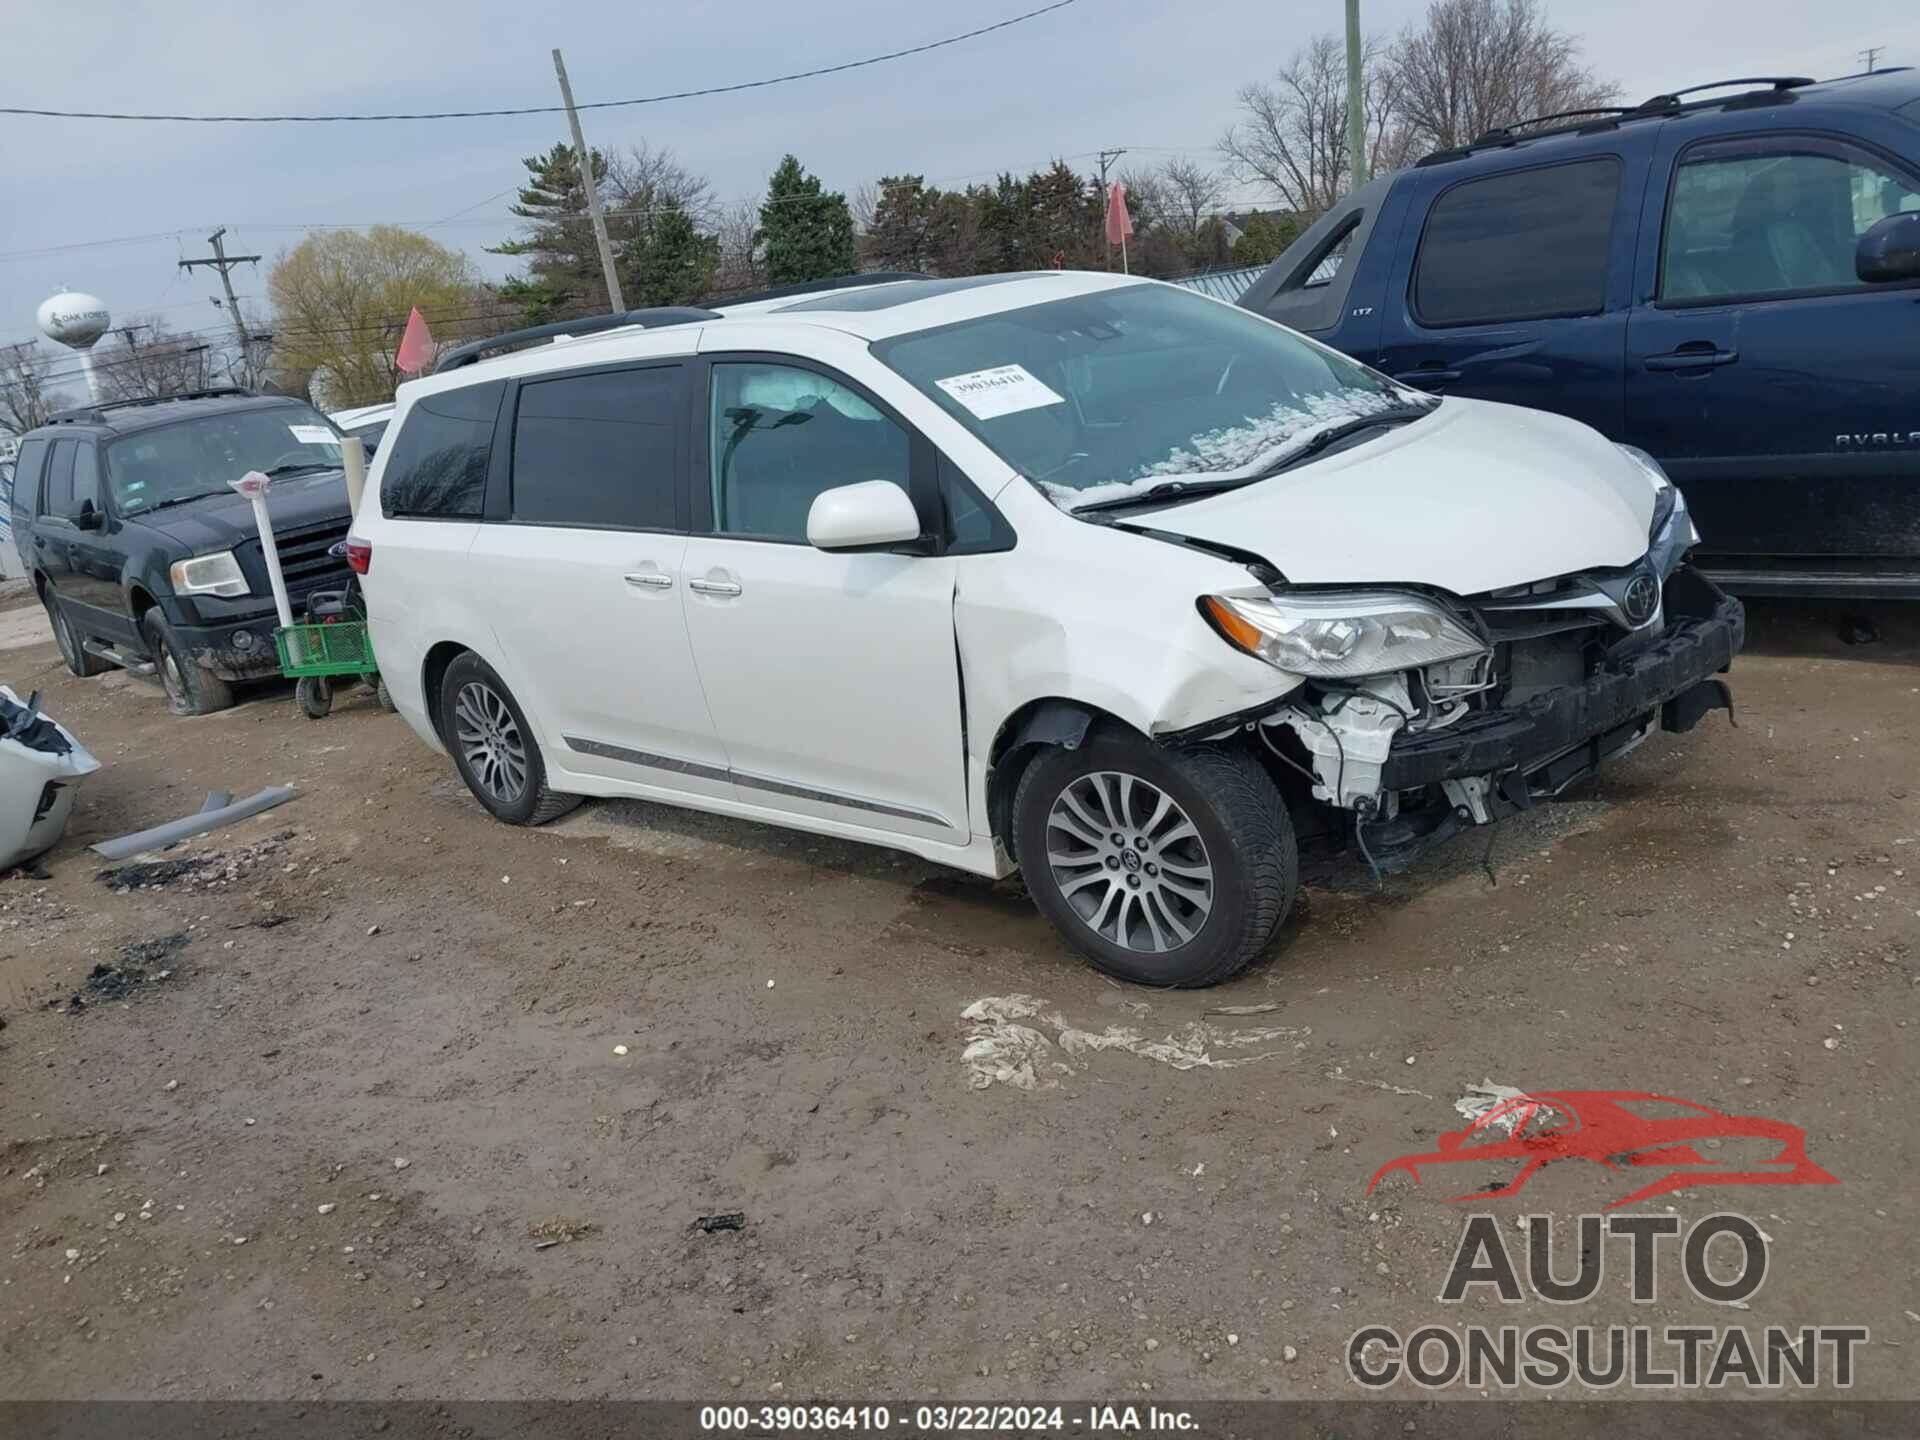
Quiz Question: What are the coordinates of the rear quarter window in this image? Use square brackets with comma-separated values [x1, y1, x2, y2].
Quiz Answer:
[1413, 157, 1622, 327]
[381, 381, 504, 520]
[10, 439, 49, 514]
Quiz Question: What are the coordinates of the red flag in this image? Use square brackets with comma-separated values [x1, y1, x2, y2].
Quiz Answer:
[1104, 181, 1134, 247]
[395, 306, 436, 375]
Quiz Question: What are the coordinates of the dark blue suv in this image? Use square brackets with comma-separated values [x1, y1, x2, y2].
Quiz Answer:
[1240, 70, 1920, 598]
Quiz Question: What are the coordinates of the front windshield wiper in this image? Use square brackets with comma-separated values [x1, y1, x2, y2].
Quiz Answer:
[1071, 475, 1255, 516]
[1248, 403, 1435, 481]
[262, 462, 334, 478]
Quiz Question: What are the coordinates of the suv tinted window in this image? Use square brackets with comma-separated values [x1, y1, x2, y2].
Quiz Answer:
[1414, 158, 1621, 326]
[44, 441, 76, 517]
[72, 444, 103, 515]
[382, 381, 503, 519]
[11, 439, 49, 514]
[1662, 138, 1920, 302]
[708, 363, 910, 541]
[511, 365, 681, 530]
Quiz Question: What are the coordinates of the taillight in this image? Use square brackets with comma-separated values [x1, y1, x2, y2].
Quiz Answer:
[345, 538, 372, 575]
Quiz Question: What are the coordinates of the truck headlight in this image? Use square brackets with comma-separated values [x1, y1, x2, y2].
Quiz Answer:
[1201, 590, 1486, 679]
[1617, 443, 1698, 577]
[169, 550, 249, 599]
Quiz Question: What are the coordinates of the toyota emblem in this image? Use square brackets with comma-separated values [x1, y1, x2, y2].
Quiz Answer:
[1622, 573, 1659, 626]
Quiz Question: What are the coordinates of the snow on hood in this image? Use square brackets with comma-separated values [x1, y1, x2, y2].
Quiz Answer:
[1106, 398, 1656, 596]
[1040, 387, 1417, 512]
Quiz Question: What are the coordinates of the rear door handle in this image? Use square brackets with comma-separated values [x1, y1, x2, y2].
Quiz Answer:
[1645, 345, 1738, 372]
[688, 578, 742, 597]
[1392, 368, 1462, 388]
[623, 572, 673, 590]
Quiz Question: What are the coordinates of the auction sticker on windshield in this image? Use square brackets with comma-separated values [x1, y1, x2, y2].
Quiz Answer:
[287, 424, 337, 445]
[934, 364, 1065, 420]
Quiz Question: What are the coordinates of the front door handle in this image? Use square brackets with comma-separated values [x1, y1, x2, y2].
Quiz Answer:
[1392, 367, 1462, 387]
[688, 577, 742, 597]
[623, 571, 673, 590]
[1645, 345, 1739, 372]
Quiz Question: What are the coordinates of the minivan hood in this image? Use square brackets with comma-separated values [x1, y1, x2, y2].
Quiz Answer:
[128, 469, 351, 553]
[1124, 399, 1655, 595]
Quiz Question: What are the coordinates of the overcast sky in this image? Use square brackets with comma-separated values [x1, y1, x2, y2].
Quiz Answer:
[4, 0, 1916, 393]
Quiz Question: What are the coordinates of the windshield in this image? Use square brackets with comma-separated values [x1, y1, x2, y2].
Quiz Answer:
[106, 406, 343, 515]
[873, 283, 1426, 511]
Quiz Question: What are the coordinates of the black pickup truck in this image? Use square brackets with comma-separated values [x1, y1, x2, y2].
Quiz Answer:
[6, 388, 354, 714]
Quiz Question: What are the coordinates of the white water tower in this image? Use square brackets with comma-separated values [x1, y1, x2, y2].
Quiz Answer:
[37, 290, 112, 403]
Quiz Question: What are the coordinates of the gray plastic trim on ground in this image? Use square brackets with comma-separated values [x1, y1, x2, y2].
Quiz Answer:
[89, 786, 297, 861]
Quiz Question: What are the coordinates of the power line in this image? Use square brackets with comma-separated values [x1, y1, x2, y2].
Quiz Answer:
[0, 1, 1084, 123]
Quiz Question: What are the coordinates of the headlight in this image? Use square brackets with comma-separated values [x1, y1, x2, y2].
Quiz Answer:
[1617, 443, 1698, 576]
[1201, 590, 1486, 679]
[169, 550, 249, 598]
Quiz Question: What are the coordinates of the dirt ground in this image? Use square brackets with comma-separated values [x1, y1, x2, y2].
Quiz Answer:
[2, 581, 1916, 1409]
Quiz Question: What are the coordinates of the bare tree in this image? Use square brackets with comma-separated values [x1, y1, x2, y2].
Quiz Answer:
[1390, 0, 1618, 151]
[1219, 33, 1405, 219]
[93, 318, 210, 402]
[711, 199, 764, 296]
[0, 345, 70, 435]
[604, 142, 715, 229]
[1128, 157, 1231, 241]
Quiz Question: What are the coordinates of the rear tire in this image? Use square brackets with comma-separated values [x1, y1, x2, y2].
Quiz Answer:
[439, 652, 580, 826]
[43, 590, 109, 677]
[1013, 734, 1296, 987]
[141, 607, 236, 715]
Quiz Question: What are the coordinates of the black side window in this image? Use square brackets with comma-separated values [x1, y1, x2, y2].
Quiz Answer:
[381, 381, 503, 520]
[937, 456, 1014, 554]
[511, 365, 681, 530]
[11, 439, 49, 514]
[71, 444, 103, 515]
[44, 441, 77, 518]
[1414, 158, 1622, 326]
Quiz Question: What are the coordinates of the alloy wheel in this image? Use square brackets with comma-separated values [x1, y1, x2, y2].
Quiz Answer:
[1044, 770, 1214, 953]
[453, 681, 528, 804]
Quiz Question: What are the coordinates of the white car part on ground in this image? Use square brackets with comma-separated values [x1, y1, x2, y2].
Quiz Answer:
[1, 685, 101, 869]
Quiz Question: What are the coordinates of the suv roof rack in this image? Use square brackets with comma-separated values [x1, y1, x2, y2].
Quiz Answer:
[46, 386, 258, 425]
[431, 306, 719, 375]
[707, 271, 931, 309]
[1420, 74, 1822, 167]
[1635, 75, 1815, 111]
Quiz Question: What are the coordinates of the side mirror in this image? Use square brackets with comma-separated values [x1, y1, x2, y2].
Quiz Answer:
[1856, 211, 1920, 284]
[75, 499, 103, 531]
[806, 480, 923, 552]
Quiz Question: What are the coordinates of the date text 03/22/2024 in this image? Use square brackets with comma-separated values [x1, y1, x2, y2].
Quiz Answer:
[699, 1403, 1199, 1432]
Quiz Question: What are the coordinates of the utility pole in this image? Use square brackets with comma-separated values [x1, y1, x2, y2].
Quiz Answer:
[552, 48, 626, 314]
[1345, 0, 1368, 191]
[179, 228, 261, 386]
[1096, 148, 1128, 269]
[1859, 45, 1885, 73]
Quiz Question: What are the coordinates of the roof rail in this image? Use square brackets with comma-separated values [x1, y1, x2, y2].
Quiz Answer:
[707, 271, 931, 309]
[1467, 107, 1636, 147]
[1635, 76, 1814, 111]
[46, 386, 257, 425]
[431, 307, 720, 375]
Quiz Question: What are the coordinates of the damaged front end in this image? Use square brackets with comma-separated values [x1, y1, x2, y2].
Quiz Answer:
[1202, 561, 1744, 875]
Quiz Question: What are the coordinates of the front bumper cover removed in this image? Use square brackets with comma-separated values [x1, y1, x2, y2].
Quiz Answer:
[1379, 567, 1744, 793]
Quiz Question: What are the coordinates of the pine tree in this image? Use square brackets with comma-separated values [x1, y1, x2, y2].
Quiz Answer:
[490, 142, 611, 322]
[757, 156, 857, 286]
[625, 197, 719, 307]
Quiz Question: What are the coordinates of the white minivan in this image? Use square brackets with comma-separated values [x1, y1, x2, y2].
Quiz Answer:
[352, 272, 1742, 986]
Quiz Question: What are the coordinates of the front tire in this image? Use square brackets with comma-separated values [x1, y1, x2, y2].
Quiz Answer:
[438, 652, 581, 826]
[1013, 735, 1296, 987]
[142, 607, 236, 715]
[43, 590, 109, 677]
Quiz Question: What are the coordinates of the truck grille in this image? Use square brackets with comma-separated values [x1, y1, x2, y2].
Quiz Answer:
[255, 519, 352, 595]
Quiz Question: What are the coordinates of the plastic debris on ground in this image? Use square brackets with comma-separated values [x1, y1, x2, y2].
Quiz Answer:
[961, 994, 1309, 1091]
[1455, 1080, 1537, 1133]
